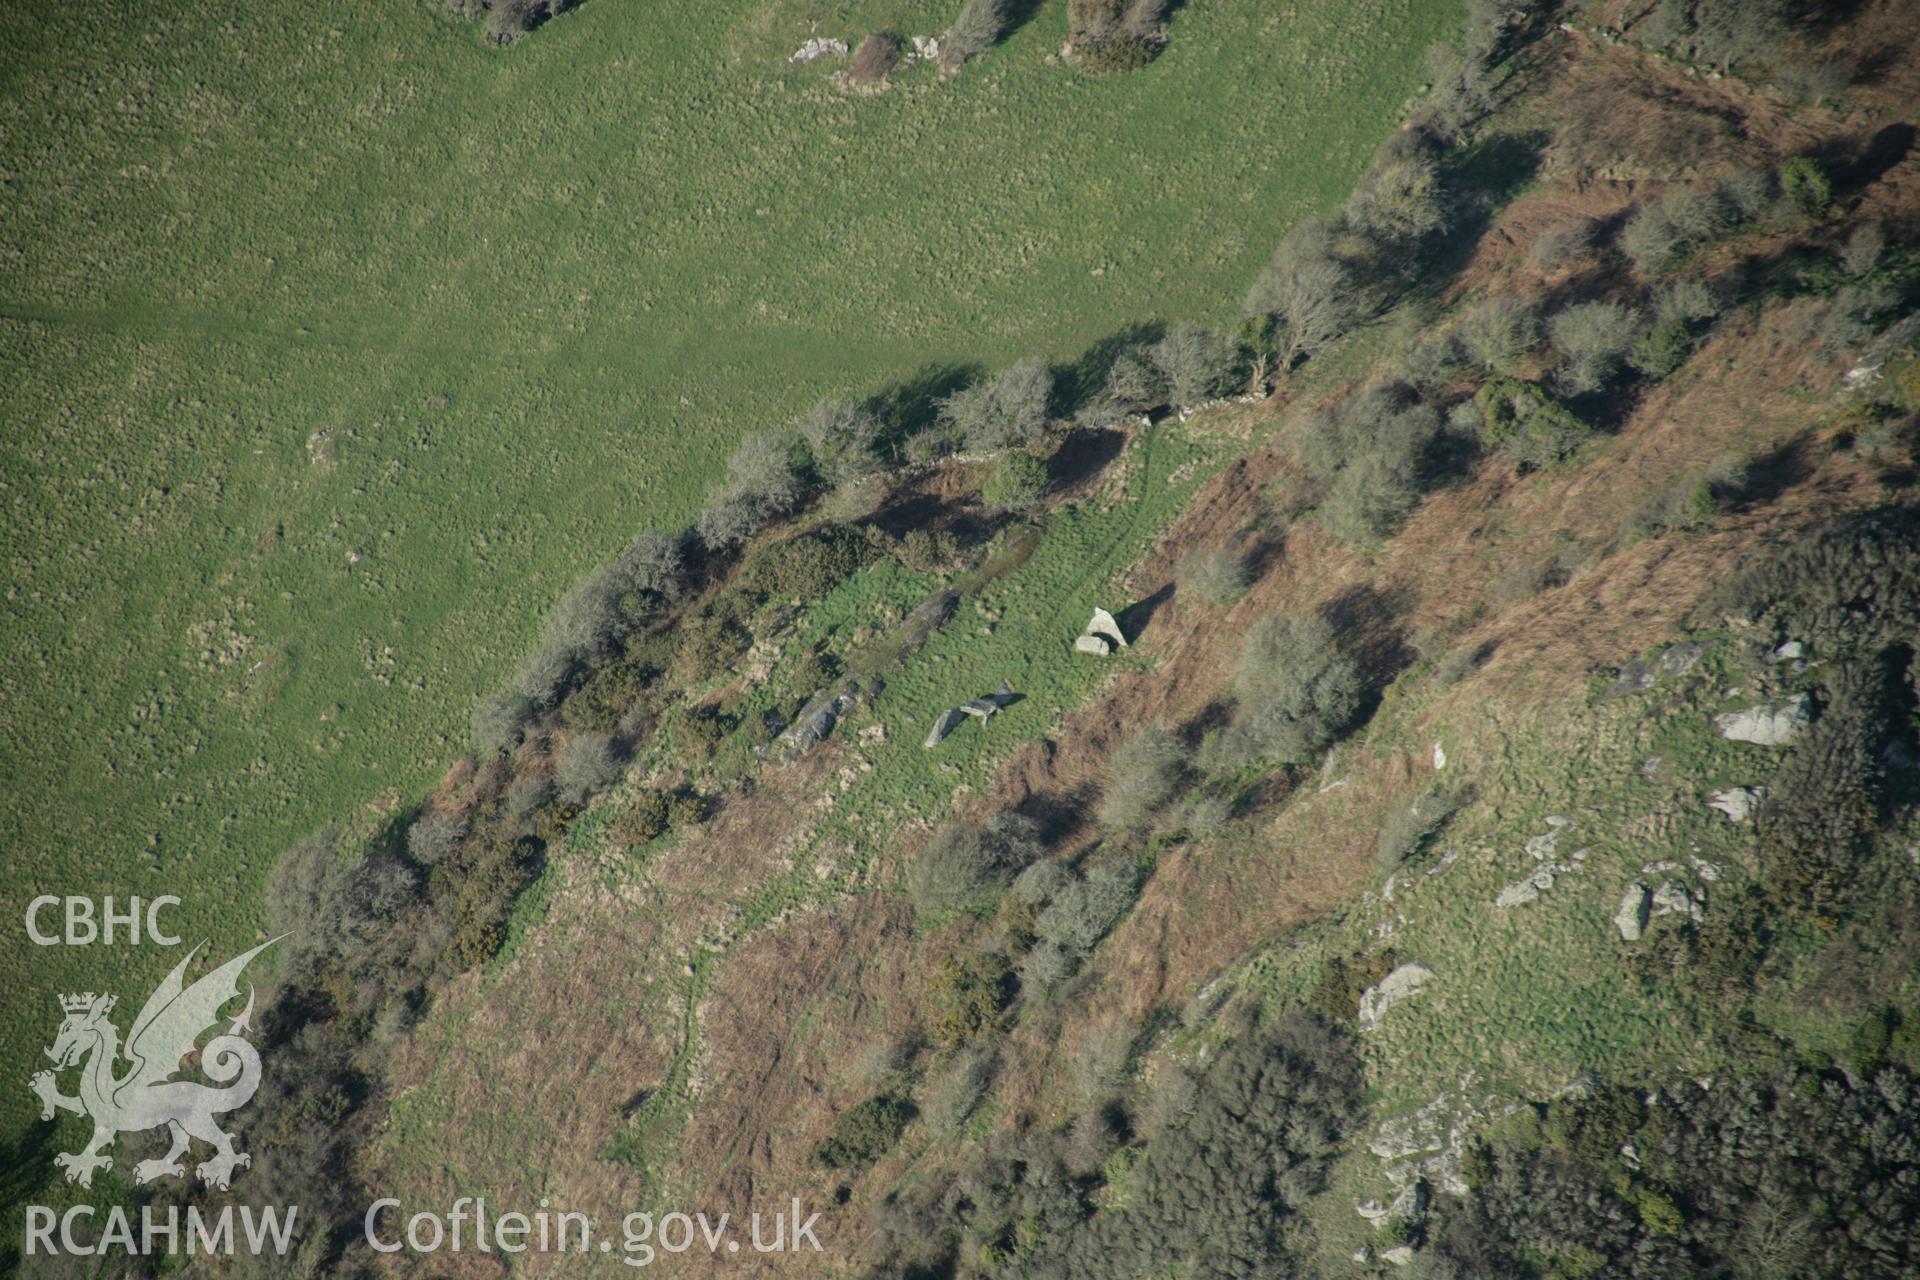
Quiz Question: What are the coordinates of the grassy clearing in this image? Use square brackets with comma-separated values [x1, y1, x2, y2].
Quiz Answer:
[0, 0, 1455, 1164]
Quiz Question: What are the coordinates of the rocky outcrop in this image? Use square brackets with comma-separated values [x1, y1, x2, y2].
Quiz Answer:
[1708, 786, 1765, 821]
[789, 37, 849, 62]
[1714, 694, 1811, 745]
[1497, 817, 1587, 906]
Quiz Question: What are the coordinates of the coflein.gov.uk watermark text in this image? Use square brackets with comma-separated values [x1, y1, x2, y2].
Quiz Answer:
[366, 1197, 825, 1267]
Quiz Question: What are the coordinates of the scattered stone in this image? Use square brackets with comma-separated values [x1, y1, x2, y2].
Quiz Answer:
[1355, 1199, 1391, 1224]
[1641, 755, 1663, 779]
[1358, 963, 1433, 1031]
[1496, 869, 1552, 906]
[789, 37, 849, 62]
[1381, 1245, 1416, 1267]
[1614, 882, 1651, 941]
[1688, 856, 1721, 882]
[1715, 694, 1811, 746]
[1708, 786, 1765, 822]
[1073, 633, 1113, 655]
[1432, 740, 1446, 771]
[1652, 880, 1704, 922]
[1772, 640, 1805, 661]
[1545, 814, 1573, 828]
[907, 34, 940, 60]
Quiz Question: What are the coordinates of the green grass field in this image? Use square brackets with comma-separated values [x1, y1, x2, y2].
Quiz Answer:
[0, 0, 1457, 1175]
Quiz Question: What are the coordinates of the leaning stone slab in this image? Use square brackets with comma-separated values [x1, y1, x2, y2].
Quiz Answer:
[1358, 962, 1433, 1031]
[1614, 882, 1651, 941]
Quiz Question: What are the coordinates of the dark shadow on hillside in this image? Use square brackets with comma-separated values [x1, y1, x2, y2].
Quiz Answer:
[1116, 583, 1173, 639]
[1015, 781, 1099, 847]
[1319, 582, 1417, 692]
[1409, 130, 1550, 300]
[1178, 697, 1233, 748]
[1237, 517, 1289, 583]
[1817, 122, 1916, 196]
[865, 491, 1003, 546]
[1725, 434, 1815, 510]
[1049, 427, 1127, 490]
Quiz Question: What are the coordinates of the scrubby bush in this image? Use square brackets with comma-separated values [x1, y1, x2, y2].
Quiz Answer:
[669, 613, 749, 685]
[906, 811, 1044, 915]
[1011, 858, 1073, 907]
[939, 359, 1053, 453]
[1344, 128, 1449, 244]
[485, 0, 539, 43]
[982, 452, 1048, 512]
[1778, 156, 1832, 218]
[1244, 219, 1369, 371]
[735, 524, 873, 602]
[1474, 377, 1593, 467]
[1819, 281, 1900, 353]
[796, 399, 885, 485]
[942, 0, 1008, 66]
[1431, 1068, 1920, 1278]
[1100, 347, 1168, 415]
[1033, 861, 1140, 958]
[1067, 0, 1167, 71]
[1178, 791, 1233, 837]
[1457, 296, 1540, 374]
[815, 1094, 912, 1168]
[1530, 216, 1600, 270]
[1097, 725, 1190, 828]
[698, 431, 809, 549]
[928, 950, 1010, 1046]
[1644, 0, 1796, 73]
[554, 731, 621, 803]
[847, 32, 902, 84]
[505, 772, 554, 819]
[407, 812, 467, 866]
[1841, 222, 1886, 278]
[613, 791, 671, 846]
[1549, 300, 1645, 393]
[1017, 939, 1075, 995]
[1177, 546, 1251, 606]
[1624, 459, 1742, 540]
[1213, 615, 1363, 766]
[932, 1011, 1363, 1279]
[1297, 382, 1443, 544]
[471, 690, 535, 755]
[922, 1048, 995, 1133]
[1718, 167, 1776, 221]
[1148, 324, 1238, 407]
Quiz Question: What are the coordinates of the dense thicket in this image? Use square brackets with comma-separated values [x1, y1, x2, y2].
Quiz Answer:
[1432, 1069, 1920, 1278]
[883, 1011, 1362, 1279]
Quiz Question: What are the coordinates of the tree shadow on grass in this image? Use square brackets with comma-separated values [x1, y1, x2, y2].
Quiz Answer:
[1052, 321, 1166, 418]
[869, 362, 980, 462]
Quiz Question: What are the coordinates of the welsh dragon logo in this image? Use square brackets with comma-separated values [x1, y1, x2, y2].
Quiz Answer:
[29, 938, 281, 1190]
